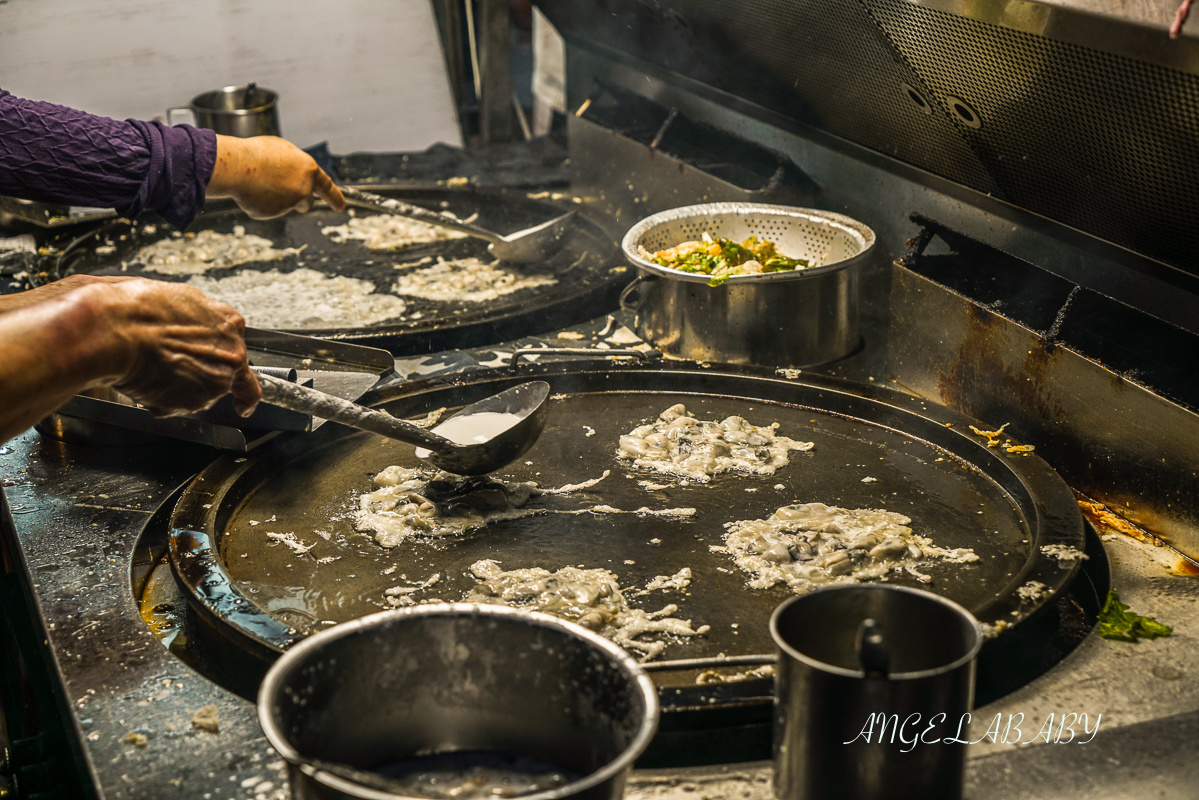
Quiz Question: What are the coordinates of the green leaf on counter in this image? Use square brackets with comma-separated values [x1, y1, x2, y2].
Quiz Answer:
[1097, 589, 1172, 642]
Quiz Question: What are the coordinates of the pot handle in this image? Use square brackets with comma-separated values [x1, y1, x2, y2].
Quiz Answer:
[166, 106, 196, 127]
[619, 274, 656, 312]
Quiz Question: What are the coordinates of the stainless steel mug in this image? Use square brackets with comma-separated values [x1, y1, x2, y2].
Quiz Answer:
[167, 83, 280, 137]
[770, 585, 982, 800]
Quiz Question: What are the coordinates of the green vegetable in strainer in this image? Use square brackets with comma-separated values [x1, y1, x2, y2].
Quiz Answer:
[644, 234, 809, 287]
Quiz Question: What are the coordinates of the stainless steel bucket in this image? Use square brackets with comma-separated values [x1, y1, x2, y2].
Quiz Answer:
[258, 603, 659, 800]
[167, 83, 281, 137]
[620, 203, 875, 368]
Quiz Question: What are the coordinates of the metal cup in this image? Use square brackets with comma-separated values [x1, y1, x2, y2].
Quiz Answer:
[167, 83, 280, 137]
[770, 585, 982, 800]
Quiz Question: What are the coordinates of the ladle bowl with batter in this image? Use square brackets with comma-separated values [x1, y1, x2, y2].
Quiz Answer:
[256, 376, 550, 476]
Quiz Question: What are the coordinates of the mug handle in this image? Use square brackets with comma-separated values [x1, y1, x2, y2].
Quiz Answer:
[166, 106, 196, 127]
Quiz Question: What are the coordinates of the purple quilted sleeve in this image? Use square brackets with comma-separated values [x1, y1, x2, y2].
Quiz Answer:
[0, 87, 218, 230]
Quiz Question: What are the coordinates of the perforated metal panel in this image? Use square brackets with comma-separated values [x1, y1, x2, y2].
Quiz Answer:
[865, 0, 1199, 270]
[539, 0, 1199, 272]
[541, 0, 998, 194]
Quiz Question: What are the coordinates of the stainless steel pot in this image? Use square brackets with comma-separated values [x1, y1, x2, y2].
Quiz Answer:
[257, 603, 659, 800]
[167, 83, 281, 137]
[620, 203, 875, 368]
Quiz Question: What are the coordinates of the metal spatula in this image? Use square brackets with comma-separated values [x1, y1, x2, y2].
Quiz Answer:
[339, 185, 575, 263]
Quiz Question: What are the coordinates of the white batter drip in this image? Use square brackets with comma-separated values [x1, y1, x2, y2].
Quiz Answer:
[616, 403, 814, 483]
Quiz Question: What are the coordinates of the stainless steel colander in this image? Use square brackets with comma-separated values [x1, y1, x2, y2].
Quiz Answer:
[621, 202, 875, 280]
[619, 203, 877, 368]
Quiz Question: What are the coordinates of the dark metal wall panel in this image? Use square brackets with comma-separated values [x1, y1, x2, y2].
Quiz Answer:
[888, 217, 1199, 558]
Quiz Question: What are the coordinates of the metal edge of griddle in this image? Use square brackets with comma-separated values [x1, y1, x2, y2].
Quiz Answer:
[132, 481, 276, 702]
[167, 456, 302, 667]
[168, 526, 302, 662]
[322, 277, 626, 354]
[164, 360, 1088, 710]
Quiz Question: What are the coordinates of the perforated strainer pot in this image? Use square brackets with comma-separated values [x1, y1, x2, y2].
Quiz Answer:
[620, 203, 876, 367]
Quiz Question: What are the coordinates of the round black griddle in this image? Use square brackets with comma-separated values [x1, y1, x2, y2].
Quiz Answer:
[60, 187, 626, 354]
[167, 362, 1085, 704]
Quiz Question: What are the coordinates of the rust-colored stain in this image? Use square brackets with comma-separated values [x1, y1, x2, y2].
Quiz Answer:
[1076, 493, 1198, 577]
[938, 304, 1063, 424]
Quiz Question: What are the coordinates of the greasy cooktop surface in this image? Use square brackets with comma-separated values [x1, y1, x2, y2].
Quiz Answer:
[168, 363, 1084, 687]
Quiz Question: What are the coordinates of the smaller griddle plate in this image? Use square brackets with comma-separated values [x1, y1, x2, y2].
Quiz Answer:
[168, 361, 1084, 703]
[63, 187, 626, 354]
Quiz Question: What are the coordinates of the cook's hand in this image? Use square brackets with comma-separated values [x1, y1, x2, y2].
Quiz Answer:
[93, 279, 261, 417]
[206, 134, 346, 219]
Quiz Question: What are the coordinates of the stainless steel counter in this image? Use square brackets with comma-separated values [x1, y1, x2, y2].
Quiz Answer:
[2, 313, 1196, 799]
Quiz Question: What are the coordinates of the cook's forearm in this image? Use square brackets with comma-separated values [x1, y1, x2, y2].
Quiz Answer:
[0, 291, 121, 443]
[0, 292, 43, 314]
[0, 275, 122, 315]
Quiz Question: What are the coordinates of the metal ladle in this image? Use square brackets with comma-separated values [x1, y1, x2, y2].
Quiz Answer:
[339, 185, 576, 264]
[256, 374, 550, 475]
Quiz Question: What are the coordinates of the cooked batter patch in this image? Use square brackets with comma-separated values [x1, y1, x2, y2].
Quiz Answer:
[392, 256, 557, 302]
[465, 559, 709, 661]
[723, 502, 979, 592]
[322, 213, 467, 249]
[126, 227, 303, 275]
[186, 268, 407, 329]
[616, 403, 814, 483]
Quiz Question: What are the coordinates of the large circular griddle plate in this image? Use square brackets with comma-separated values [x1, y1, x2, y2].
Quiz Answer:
[63, 187, 626, 354]
[168, 362, 1084, 699]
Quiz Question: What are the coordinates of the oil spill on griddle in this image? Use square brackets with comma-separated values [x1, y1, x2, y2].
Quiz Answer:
[212, 393, 1029, 672]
